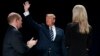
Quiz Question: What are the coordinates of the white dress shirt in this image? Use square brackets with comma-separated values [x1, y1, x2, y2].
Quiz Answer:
[49, 25, 56, 41]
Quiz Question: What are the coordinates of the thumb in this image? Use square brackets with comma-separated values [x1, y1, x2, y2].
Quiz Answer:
[30, 37, 34, 40]
[35, 40, 38, 42]
[23, 3, 25, 6]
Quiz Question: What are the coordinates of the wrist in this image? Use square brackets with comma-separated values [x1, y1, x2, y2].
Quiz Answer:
[23, 11, 29, 16]
[25, 9, 29, 12]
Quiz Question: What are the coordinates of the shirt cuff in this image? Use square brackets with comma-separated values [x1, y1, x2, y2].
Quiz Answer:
[23, 11, 30, 16]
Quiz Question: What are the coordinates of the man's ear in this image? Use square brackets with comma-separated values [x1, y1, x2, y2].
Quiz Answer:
[15, 18, 19, 23]
[53, 19, 56, 23]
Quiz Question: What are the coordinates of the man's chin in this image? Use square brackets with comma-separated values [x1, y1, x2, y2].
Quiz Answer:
[20, 26, 22, 28]
[19, 26, 22, 29]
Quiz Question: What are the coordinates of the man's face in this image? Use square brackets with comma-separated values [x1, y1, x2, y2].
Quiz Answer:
[46, 14, 55, 26]
[16, 18, 22, 29]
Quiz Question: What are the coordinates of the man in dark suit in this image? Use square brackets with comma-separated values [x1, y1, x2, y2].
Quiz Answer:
[23, 1, 67, 56]
[3, 12, 37, 56]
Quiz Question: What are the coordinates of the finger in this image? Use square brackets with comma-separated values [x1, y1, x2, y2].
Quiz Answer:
[23, 3, 25, 6]
[31, 37, 34, 40]
[23, 1, 27, 5]
[35, 40, 38, 42]
[27, 41, 29, 44]
[25, 1, 29, 4]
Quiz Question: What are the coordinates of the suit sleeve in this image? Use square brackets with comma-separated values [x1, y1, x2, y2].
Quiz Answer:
[11, 32, 29, 54]
[23, 11, 41, 30]
[61, 30, 67, 56]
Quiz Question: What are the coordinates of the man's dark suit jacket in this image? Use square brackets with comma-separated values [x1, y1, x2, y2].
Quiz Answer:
[3, 25, 29, 56]
[24, 15, 67, 56]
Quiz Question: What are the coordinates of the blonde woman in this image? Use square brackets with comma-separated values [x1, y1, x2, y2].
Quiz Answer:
[65, 5, 92, 56]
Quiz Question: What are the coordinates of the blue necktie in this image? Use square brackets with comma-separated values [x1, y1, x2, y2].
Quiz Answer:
[49, 27, 54, 41]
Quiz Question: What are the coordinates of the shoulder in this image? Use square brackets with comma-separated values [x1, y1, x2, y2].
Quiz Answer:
[56, 27, 64, 32]
[67, 23, 78, 27]
[5, 26, 20, 37]
[41, 23, 47, 28]
[41, 23, 45, 26]
[6, 27, 16, 34]
[66, 23, 78, 30]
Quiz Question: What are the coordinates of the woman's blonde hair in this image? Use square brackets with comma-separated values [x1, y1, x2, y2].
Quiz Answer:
[72, 4, 91, 34]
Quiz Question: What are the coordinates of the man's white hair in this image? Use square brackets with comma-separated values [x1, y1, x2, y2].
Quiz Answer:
[47, 14, 56, 18]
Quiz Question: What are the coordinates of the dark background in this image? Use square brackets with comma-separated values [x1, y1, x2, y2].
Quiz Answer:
[0, 0, 100, 56]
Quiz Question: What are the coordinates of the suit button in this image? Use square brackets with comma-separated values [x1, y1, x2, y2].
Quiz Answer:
[49, 50, 51, 53]
[48, 48, 51, 53]
[49, 48, 51, 50]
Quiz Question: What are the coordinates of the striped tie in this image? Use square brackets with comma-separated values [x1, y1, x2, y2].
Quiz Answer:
[49, 27, 54, 41]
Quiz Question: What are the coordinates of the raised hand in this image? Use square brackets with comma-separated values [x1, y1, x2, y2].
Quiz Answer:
[23, 1, 31, 12]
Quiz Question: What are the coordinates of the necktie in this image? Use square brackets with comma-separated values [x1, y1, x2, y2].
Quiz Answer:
[49, 27, 54, 41]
